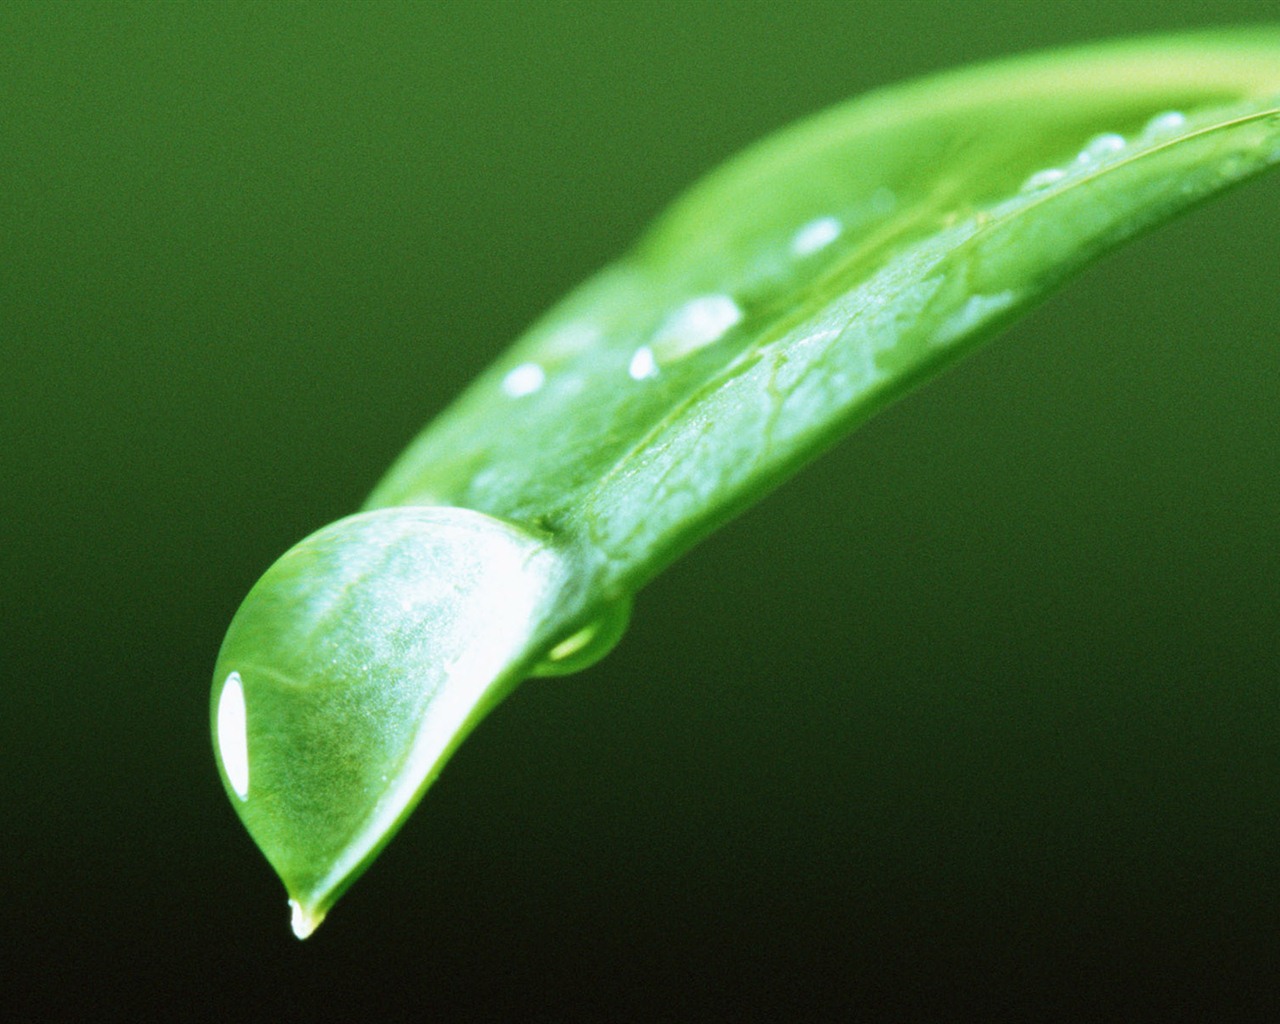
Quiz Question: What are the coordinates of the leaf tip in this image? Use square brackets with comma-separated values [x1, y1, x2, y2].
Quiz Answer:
[289, 898, 325, 940]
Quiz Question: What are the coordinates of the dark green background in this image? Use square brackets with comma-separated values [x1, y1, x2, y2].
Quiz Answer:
[3, 1, 1277, 1017]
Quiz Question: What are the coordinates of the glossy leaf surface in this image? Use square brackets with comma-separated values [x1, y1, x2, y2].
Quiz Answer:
[213, 29, 1280, 935]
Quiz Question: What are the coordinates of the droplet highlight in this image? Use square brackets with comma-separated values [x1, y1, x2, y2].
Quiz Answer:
[668, 295, 743, 344]
[1021, 130, 1130, 194]
[791, 216, 842, 256]
[530, 597, 633, 678]
[502, 362, 545, 397]
[650, 294, 743, 363]
[1021, 166, 1067, 192]
[1142, 110, 1187, 137]
[216, 671, 250, 800]
[628, 345, 658, 380]
[212, 506, 567, 936]
[1075, 132, 1126, 165]
[290, 898, 324, 940]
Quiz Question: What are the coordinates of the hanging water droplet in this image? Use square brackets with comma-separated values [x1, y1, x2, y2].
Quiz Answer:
[290, 898, 323, 940]
[211, 506, 568, 937]
[502, 362, 545, 397]
[530, 597, 633, 678]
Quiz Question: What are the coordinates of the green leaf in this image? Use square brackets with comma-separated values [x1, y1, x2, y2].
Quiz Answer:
[212, 28, 1280, 936]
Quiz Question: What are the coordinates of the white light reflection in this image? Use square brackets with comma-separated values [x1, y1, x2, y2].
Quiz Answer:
[217, 671, 250, 800]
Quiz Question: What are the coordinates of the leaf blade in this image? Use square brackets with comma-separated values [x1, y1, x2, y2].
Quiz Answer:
[218, 29, 1280, 932]
[368, 31, 1280, 598]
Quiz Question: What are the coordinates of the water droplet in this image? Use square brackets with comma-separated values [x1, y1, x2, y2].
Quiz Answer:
[532, 321, 601, 361]
[1218, 153, 1247, 181]
[650, 294, 743, 363]
[791, 216, 842, 256]
[868, 185, 898, 216]
[628, 345, 658, 380]
[212, 507, 567, 934]
[1075, 132, 1126, 165]
[290, 898, 324, 940]
[531, 597, 632, 678]
[1020, 166, 1067, 192]
[502, 362, 545, 397]
[216, 671, 249, 800]
[1142, 110, 1187, 137]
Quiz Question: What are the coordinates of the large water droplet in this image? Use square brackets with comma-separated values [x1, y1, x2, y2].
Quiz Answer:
[211, 506, 568, 936]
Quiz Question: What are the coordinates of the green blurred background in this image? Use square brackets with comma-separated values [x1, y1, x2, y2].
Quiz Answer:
[3, 1, 1277, 1017]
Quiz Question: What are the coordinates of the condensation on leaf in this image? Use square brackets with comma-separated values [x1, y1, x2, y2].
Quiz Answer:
[215, 29, 1280, 936]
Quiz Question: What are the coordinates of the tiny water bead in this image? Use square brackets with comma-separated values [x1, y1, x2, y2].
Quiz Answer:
[790, 216, 842, 257]
[502, 361, 545, 398]
[1017, 120, 1174, 195]
[651, 294, 743, 363]
[1014, 103, 1271, 206]
[623, 294, 745, 383]
[1142, 110, 1188, 137]
[1075, 132, 1127, 164]
[628, 345, 658, 381]
[1021, 166, 1068, 192]
[535, 320, 602, 360]
[1020, 133, 1129, 194]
